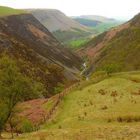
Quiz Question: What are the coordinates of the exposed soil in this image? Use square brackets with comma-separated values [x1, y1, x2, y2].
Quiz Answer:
[19, 99, 48, 125]
[77, 22, 130, 59]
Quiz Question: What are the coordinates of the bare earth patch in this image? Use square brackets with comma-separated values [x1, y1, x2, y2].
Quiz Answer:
[19, 99, 48, 125]
[77, 22, 130, 59]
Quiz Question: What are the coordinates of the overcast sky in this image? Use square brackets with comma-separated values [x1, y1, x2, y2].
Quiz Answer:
[0, 0, 140, 19]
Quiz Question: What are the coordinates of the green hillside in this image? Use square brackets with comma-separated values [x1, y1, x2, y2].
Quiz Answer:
[74, 18, 101, 27]
[92, 21, 122, 34]
[79, 13, 140, 73]
[65, 38, 90, 50]
[94, 21, 140, 71]
[0, 6, 26, 16]
[11, 71, 140, 139]
[53, 28, 91, 43]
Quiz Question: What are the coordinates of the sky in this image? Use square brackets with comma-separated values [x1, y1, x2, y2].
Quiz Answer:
[0, 0, 140, 20]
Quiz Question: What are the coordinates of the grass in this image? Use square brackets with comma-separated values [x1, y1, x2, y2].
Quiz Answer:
[42, 99, 54, 110]
[66, 38, 90, 50]
[45, 72, 140, 127]
[94, 26, 140, 71]
[11, 71, 140, 140]
[42, 95, 59, 113]
[0, 6, 26, 16]
[91, 21, 122, 34]
[74, 18, 101, 27]
[86, 14, 140, 73]
[53, 28, 91, 43]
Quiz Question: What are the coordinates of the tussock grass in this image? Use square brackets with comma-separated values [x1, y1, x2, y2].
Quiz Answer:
[12, 71, 140, 139]
[107, 115, 140, 123]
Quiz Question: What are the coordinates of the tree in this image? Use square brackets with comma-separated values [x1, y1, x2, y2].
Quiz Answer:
[0, 103, 9, 138]
[6, 108, 21, 138]
[54, 83, 64, 94]
[103, 63, 120, 76]
[0, 56, 44, 138]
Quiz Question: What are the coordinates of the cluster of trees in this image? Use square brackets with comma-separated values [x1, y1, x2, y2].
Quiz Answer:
[0, 56, 45, 138]
[103, 63, 121, 75]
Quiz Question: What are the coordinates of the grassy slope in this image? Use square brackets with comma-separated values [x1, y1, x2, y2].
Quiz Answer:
[66, 38, 90, 50]
[74, 18, 101, 27]
[94, 25, 140, 71]
[53, 28, 91, 43]
[91, 21, 122, 34]
[81, 14, 140, 72]
[0, 6, 26, 16]
[14, 71, 140, 140]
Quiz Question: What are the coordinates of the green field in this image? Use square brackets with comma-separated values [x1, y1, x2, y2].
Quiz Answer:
[66, 38, 90, 50]
[10, 71, 140, 140]
[0, 6, 26, 16]
[91, 21, 122, 34]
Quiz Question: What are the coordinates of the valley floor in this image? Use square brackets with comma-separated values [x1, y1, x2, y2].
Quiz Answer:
[5, 71, 140, 140]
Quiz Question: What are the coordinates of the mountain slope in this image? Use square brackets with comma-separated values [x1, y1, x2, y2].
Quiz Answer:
[29, 9, 91, 42]
[0, 13, 82, 96]
[76, 15, 116, 22]
[73, 15, 123, 35]
[78, 13, 140, 72]
[0, 6, 26, 16]
[70, 18, 101, 27]
[30, 9, 88, 32]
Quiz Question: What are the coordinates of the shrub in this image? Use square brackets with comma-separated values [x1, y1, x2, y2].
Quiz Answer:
[54, 83, 64, 94]
[58, 125, 62, 129]
[78, 116, 84, 121]
[84, 112, 87, 116]
[98, 89, 106, 95]
[20, 119, 33, 133]
[84, 104, 87, 107]
[110, 91, 118, 97]
[101, 105, 108, 110]
[103, 64, 120, 75]
[107, 115, 140, 123]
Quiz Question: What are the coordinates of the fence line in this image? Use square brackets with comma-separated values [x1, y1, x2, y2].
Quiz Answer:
[33, 82, 80, 131]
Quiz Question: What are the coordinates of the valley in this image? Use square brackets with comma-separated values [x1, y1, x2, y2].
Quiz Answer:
[0, 3, 139, 140]
[29, 9, 122, 49]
